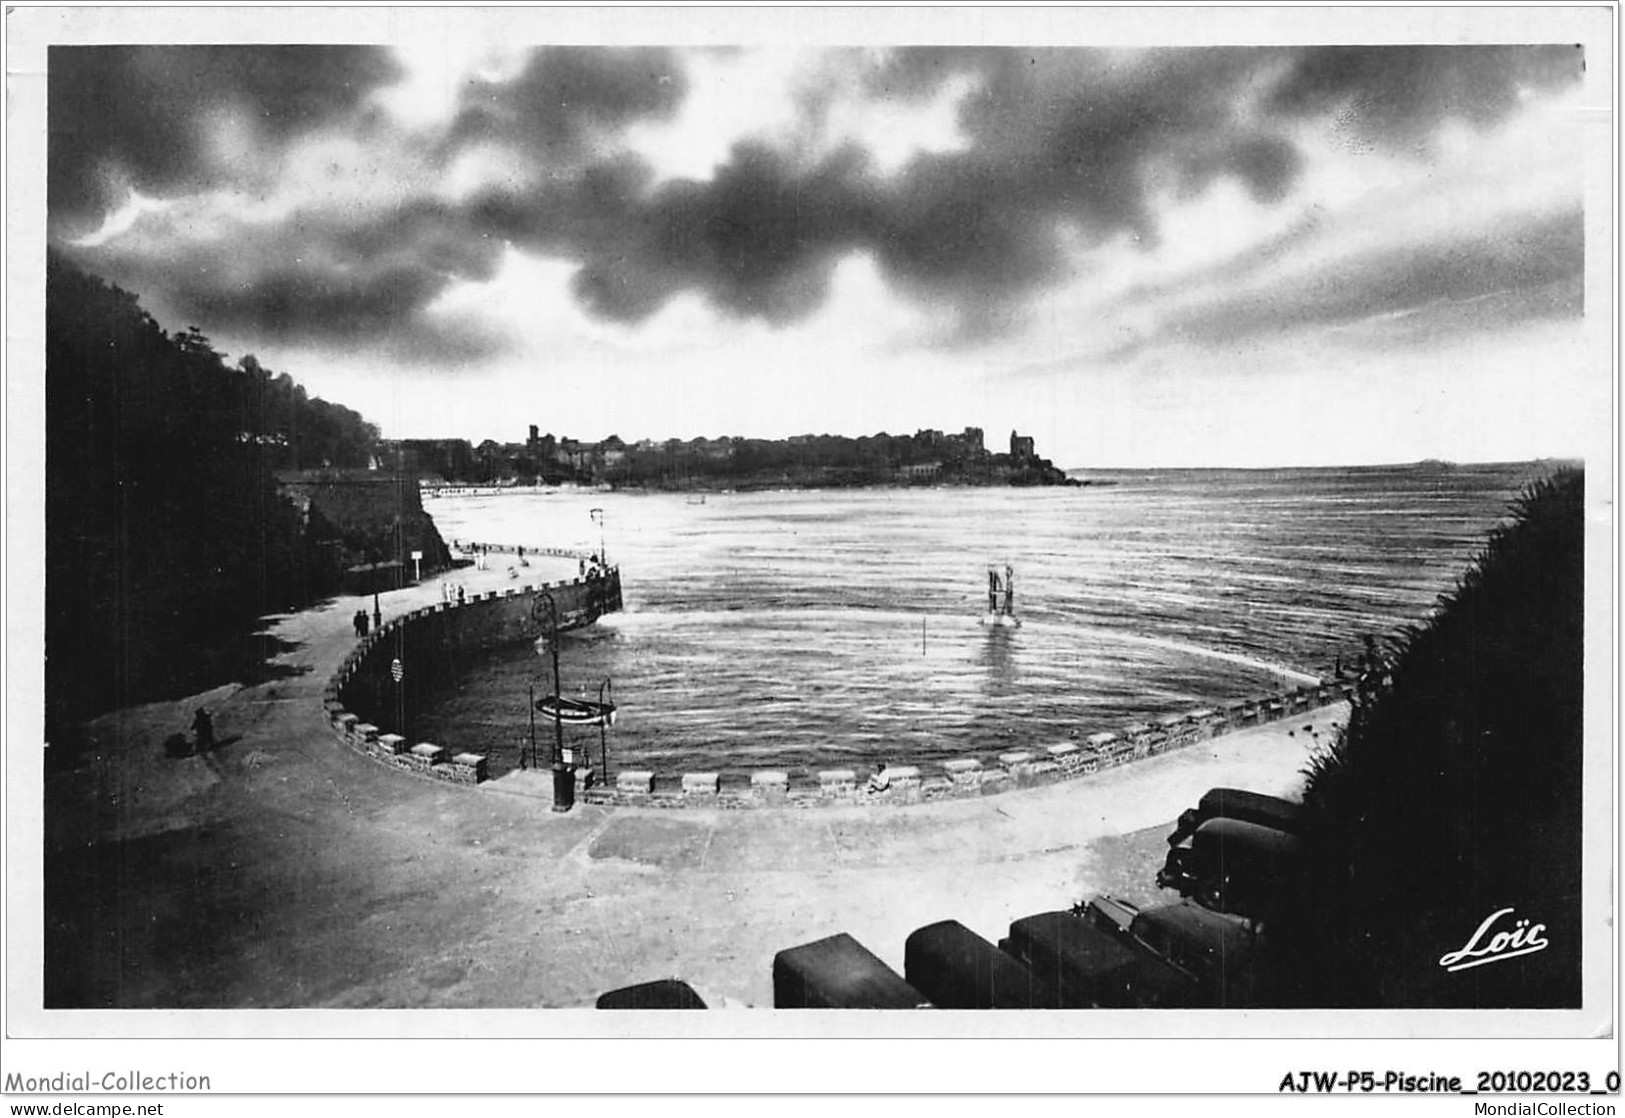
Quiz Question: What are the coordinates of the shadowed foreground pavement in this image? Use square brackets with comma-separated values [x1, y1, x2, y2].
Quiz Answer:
[44, 560, 1337, 1010]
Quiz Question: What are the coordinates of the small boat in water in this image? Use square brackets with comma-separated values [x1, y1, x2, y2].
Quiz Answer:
[535, 695, 618, 726]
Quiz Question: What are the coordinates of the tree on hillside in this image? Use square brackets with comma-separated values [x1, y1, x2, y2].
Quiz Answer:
[45, 251, 379, 734]
[1282, 469, 1585, 1007]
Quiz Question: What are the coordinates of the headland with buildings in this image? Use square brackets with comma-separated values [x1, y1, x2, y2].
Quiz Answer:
[388, 425, 1081, 492]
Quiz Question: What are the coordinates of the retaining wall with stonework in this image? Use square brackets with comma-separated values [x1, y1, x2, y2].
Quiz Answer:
[319, 542, 1353, 806]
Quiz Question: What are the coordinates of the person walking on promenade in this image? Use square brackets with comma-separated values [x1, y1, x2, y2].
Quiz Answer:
[457, 584, 466, 605]
[353, 609, 365, 637]
[191, 707, 215, 754]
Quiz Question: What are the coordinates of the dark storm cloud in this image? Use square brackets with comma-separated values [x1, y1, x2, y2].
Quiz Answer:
[535, 143, 874, 324]
[1100, 205, 1584, 362]
[1266, 45, 1584, 145]
[53, 45, 694, 358]
[447, 48, 1318, 332]
[448, 47, 687, 160]
[66, 199, 512, 365]
[54, 45, 1585, 355]
[49, 45, 404, 234]
[466, 44, 1582, 333]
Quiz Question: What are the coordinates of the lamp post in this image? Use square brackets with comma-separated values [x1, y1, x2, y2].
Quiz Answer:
[370, 549, 383, 631]
[597, 677, 614, 778]
[590, 507, 605, 566]
[533, 591, 572, 812]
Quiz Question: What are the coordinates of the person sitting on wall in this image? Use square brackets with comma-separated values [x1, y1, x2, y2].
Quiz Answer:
[867, 761, 891, 794]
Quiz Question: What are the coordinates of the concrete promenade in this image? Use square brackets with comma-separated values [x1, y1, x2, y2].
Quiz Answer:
[49, 558, 1341, 1010]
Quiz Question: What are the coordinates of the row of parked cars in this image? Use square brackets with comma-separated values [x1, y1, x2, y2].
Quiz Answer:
[595, 786, 1307, 1009]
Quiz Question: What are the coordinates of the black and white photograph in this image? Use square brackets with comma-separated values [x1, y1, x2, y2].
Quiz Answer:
[4, 2, 1617, 1103]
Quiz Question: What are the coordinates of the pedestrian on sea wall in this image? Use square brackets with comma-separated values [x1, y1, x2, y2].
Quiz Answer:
[457, 584, 466, 605]
[352, 610, 364, 637]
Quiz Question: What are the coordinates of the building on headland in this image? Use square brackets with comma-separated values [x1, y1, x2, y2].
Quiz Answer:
[1010, 431, 1036, 461]
[916, 427, 986, 463]
[390, 438, 477, 481]
[898, 461, 943, 482]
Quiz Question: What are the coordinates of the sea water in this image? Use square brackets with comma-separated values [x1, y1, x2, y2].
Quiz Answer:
[415, 462, 1557, 776]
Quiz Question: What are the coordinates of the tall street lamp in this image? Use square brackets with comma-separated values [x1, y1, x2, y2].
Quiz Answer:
[370, 549, 383, 631]
[532, 591, 572, 812]
[597, 677, 614, 779]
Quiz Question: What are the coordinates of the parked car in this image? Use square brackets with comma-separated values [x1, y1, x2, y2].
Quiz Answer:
[1128, 901, 1263, 1007]
[1000, 911, 1192, 1008]
[594, 978, 707, 1009]
[773, 932, 930, 1009]
[1158, 815, 1304, 924]
[904, 919, 1050, 1009]
[1165, 787, 1304, 848]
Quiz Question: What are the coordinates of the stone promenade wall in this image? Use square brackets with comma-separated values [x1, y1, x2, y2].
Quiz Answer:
[580, 681, 1353, 809]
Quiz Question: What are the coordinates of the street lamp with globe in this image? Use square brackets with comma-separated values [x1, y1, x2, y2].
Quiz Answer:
[531, 592, 572, 812]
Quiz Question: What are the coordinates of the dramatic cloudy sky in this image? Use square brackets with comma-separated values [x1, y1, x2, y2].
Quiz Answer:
[45, 28, 1604, 467]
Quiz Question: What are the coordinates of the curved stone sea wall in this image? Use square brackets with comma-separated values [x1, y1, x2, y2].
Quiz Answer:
[586, 681, 1353, 808]
[322, 563, 622, 785]
[320, 544, 1353, 806]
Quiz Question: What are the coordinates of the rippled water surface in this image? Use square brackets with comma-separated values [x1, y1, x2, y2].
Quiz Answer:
[415, 463, 1553, 776]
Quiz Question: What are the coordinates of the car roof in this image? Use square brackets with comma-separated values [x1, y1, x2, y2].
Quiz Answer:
[1198, 787, 1304, 828]
[1009, 912, 1145, 976]
[1194, 815, 1304, 854]
[1133, 903, 1254, 955]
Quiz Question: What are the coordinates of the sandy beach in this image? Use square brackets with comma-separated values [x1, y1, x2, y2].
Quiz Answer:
[45, 558, 1343, 1010]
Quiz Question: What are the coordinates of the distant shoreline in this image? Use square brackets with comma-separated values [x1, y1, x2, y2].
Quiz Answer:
[423, 476, 1101, 497]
